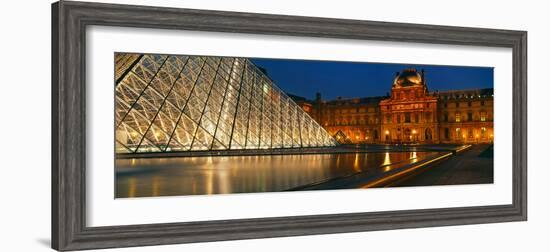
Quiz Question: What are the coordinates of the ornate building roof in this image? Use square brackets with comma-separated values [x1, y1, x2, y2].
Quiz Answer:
[393, 69, 424, 87]
[436, 88, 494, 99]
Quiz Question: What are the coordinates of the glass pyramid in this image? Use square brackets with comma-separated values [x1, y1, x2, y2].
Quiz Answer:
[114, 53, 337, 153]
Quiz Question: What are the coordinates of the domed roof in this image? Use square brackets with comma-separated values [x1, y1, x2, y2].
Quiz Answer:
[393, 69, 423, 87]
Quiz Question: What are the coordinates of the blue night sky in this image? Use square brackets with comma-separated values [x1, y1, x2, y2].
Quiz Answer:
[251, 58, 493, 100]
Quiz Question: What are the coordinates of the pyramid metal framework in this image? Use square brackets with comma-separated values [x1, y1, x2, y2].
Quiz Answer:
[115, 53, 337, 153]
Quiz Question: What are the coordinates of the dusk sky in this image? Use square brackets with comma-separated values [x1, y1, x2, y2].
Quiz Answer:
[251, 58, 493, 100]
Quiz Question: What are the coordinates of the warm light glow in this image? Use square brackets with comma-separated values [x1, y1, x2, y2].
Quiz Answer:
[412, 129, 417, 134]
[115, 55, 335, 153]
[382, 152, 391, 166]
[363, 152, 455, 188]
[353, 153, 360, 172]
[385, 130, 390, 135]
[128, 177, 136, 198]
[410, 151, 417, 161]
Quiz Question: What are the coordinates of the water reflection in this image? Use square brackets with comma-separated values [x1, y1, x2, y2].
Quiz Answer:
[116, 151, 435, 198]
[410, 151, 417, 162]
[383, 152, 391, 166]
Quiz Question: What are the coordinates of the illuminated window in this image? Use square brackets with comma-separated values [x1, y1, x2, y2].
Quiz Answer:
[455, 113, 461, 122]
[456, 128, 461, 139]
[468, 129, 474, 139]
[481, 127, 487, 138]
[480, 112, 486, 122]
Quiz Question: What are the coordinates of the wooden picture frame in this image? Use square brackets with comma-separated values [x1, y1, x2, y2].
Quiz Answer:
[52, 1, 527, 251]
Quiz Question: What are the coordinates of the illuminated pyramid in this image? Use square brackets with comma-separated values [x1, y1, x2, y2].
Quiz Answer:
[114, 53, 337, 153]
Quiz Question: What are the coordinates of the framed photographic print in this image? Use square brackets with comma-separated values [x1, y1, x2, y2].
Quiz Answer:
[52, 1, 527, 251]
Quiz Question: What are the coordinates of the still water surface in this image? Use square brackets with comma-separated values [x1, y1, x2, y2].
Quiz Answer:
[116, 151, 436, 198]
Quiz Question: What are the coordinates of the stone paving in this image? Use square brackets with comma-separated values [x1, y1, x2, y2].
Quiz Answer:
[393, 144, 493, 187]
[293, 144, 493, 190]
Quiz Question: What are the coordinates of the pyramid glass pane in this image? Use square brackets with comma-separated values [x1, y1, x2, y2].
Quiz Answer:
[115, 53, 337, 153]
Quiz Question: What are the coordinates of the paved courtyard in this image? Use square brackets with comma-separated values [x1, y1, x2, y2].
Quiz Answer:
[294, 144, 493, 190]
[392, 144, 493, 187]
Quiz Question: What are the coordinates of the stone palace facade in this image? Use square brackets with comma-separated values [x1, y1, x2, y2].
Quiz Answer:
[293, 69, 494, 144]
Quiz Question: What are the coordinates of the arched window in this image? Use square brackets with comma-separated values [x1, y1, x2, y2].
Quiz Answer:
[425, 128, 432, 141]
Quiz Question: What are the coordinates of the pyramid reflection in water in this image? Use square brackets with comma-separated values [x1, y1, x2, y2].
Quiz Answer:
[115, 53, 337, 153]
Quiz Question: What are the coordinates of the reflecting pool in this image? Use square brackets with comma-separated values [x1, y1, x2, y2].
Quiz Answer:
[116, 151, 437, 198]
